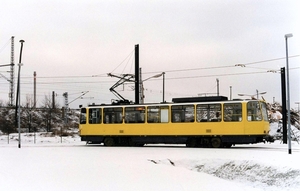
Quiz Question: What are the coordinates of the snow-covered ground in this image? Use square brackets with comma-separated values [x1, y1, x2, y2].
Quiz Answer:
[0, 126, 300, 191]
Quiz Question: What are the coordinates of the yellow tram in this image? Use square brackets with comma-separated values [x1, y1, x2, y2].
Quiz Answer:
[79, 96, 271, 148]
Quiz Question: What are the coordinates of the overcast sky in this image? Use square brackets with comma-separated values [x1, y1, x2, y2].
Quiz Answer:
[0, 0, 299, 108]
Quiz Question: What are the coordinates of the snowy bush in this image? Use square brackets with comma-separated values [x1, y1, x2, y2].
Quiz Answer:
[0, 102, 79, 134]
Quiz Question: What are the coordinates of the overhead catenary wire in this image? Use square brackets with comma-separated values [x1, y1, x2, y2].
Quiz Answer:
[239, 55, 300, 66]
[0, 66, 299, 103]
[122, 50, 134, 75]
[145, 55, 300, 74]
[6, 66, 298, 86]
[16, 55, 299, 79]
[110, 48, 135, 74]
[0, 68, 286, 101]
[1, 55, 300, 105]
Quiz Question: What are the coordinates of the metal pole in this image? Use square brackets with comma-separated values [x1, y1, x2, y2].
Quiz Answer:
[230, 86, 232, 100]
[281, 67, 287, 144]
[18, 89, 21, 148]
[63, 92, 68, 143]
[139, 68, 143, 104]
[135, 44, 139, 104]
[34, 71, 36, 108]
[285, 33, 293, 154]
[162, 72, 165, 103]
[34, 114, 36, 144]
[17, 40, 25, 148]
[10, 36, 14, 106]
[216, 78, 219, 96]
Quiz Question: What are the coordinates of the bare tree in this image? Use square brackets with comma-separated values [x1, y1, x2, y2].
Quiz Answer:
[23, 95, 35, 132]
[40, 94, 62, 132]
[0, 101, 16, 134]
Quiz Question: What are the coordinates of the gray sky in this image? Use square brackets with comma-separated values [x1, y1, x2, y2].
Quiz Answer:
[0, 0, 299, 108]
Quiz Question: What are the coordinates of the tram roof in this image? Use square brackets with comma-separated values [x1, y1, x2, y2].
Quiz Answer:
[82, 96, 265, 108]
[172, 96, 228, 103]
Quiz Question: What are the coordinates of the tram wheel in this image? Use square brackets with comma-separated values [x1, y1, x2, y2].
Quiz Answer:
[211, 137, 222, 148]
[104, 137, 115, 146]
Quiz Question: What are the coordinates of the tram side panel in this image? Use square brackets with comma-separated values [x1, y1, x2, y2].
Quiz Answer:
[79, 100, 270, 145]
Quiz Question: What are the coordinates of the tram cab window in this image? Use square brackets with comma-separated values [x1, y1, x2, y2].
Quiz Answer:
[247, 101, 262, 121]
[103, 107, 123, 124]
[260, 102, 269, 121]
[223, 103, 242, 122]
[125, 107, 145, 123]
[89, 108, 101, 124]
[171, 105, 194, 122]
[80, 108, 87, 124]
[196, 104, 221, 122]
[147, 106, 169, 123]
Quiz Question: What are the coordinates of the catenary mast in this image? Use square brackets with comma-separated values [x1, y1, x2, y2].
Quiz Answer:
[135, 44, 139, 104]
[9, 36, 14, 106]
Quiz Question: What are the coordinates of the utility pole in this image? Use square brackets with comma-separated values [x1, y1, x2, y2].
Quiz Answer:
[162, 72, 165, 103]
[9, 36, 14, 106]
[135, 44, 139, 104]
[52, 91, 55, 109]
[63, 92, 68, 124]
[139, 68, 143, 104]
[46, 91, 55, 132]
[50, 91, 55, 133]
[230, 86, 232, 100]
[216, 78, 219, 96]
[62, 92, 68, 143]
[281, 67, 287, 144]
[16, 39, 25, 149]
[285, 33, 293, 154]
[33, 71, 36, 108]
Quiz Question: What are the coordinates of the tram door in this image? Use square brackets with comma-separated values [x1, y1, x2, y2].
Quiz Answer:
[244, 101, 264, 134]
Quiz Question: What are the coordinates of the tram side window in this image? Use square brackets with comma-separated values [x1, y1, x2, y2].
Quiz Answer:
[103, 107, 123, 124]
[171, 105, 194, 122]
[125, 107, 145, 123]
[147, 106, 169, 123]
[196, 104, 221, 122]
[247, 101, 262, 121]
[89, 108, 101, 124]
[80, 108, 87, 124]
[223, 103, 242, 122]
